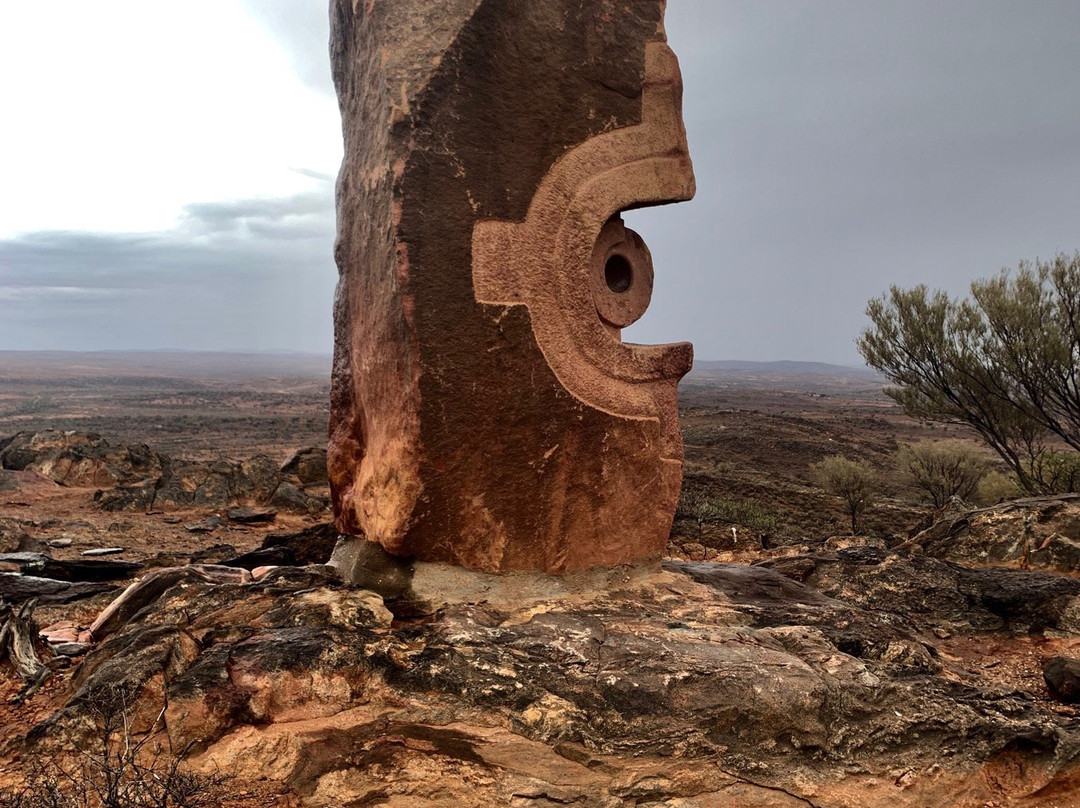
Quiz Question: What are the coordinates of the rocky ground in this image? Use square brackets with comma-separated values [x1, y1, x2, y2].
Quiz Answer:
[2, 355, 1080, 806]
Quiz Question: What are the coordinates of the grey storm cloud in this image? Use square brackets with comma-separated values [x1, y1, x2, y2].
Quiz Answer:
[619, 0, 1080, 363]
[0, 189, 337, 351]
[4, 0, 1080, 362]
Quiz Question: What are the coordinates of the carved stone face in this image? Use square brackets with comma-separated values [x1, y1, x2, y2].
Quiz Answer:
[329, 0, 696, 574]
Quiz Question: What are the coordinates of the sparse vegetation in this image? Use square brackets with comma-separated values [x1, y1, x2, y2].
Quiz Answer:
[896, 439, 988, 508]
[976, 470, 1021, 506]
[810, 455, 877, 534]
[859, 252, 1080, 495]
[0, 686, 229, 808]
[680, 493, 780, 535]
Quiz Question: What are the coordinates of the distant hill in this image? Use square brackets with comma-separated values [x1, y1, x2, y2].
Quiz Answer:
[691, 359, 880, 378]
[0, 350, 332, 380]
[684, 359, 885, 396]
[0, 351, 883, 390]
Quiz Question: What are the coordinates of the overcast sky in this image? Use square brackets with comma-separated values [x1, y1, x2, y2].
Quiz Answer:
[2, 2, 1078, 364]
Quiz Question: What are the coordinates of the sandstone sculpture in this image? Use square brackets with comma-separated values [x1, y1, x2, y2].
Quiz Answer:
[328, 1, 695, 573]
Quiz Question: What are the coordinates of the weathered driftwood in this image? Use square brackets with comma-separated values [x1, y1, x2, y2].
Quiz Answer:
[0, 597, 51, 703]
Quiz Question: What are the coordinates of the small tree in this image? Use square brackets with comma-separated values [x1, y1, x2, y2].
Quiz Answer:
[858, 252, 1080, 495]
[810, 455, 877, 534]
[896, 439, 988, 508]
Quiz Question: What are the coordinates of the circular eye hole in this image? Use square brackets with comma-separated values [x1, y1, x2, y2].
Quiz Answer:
[604, 254, 633, 294]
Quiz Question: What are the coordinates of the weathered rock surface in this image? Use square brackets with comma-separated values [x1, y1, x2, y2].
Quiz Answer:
[93, 453, 328, 514]
[0, 430, 161, 488]
[0, 430, 330, 514]
[328, 0, 696, 573]
[15, 559, 1080, 807]
[761, 546, 1080, 635]
[0, 572, 116, 605]
[909, 495, 1080, 573]
[280, 448, 327, 487]
[1045, 656, 1080, 704]
[0, 552, 140, 582]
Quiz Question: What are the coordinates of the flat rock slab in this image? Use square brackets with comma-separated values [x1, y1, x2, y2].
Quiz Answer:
[0, 572, 116, 604]
[50, 642, 91, 657]
[185, 518, 225, 534]
[225, 507, 277, 525]
[0, 553, 139, 582]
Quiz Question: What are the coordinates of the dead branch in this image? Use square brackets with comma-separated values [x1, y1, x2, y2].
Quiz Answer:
[0, 597, 51, 703]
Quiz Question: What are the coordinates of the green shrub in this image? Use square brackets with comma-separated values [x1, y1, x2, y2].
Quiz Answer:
[676, 493, 779, 535]
[975, 470, 1021, 506]
[810, 455, 878, 534]
[896, 439, 988, 508]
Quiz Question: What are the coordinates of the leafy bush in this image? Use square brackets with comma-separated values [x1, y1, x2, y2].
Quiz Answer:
[809, 455, 877, 534]
[896, 439, 988, 508]
[1024, 448, 1080, 494]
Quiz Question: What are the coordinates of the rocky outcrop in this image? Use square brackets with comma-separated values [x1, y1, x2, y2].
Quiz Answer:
[762, 545, 1080, 635]
[280, 448, 327, 487]
[0, 430, 161, 488]
[92, 450, 329, 514]
[0, 430, 331, 515]
[908, 495, 1080, 573]
[14, 558, 1080, 807]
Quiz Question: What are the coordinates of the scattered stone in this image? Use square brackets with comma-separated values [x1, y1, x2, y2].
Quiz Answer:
[185, 517, 226, 534]
[0, 553, 140, 582]
[225, 507, 277, 525]
[0, 470, 20, 493]
[81, 547, 125, 557]
[0, 518, 30, 553]
[50, 642, 91, 657]
[269, 481, 325, 514]
[1044, 656, 1080, 703]
[221, 546, 295, 570]
[47, 538, 73, 549]
[39, 622, 79, 644]
[0, 552, 51, 567]
[16, 533, 48, 553]
[162, 515, 182, 524]
[680, 541, 707, 560]
[94, 480, 156, 511]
